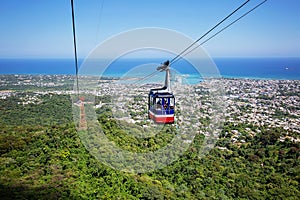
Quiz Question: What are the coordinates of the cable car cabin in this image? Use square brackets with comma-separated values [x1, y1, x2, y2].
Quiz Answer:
[148, 90, 175, 124]
[148, 60, 175, 124]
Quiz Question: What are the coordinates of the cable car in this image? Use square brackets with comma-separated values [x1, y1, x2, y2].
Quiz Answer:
[148, 60, 175, 124]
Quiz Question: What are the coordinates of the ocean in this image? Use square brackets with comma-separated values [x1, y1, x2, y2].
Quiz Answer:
[0, 57, 299, 80]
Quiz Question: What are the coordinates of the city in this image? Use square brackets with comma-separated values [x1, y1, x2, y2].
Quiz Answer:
[1, 74, 299, 145]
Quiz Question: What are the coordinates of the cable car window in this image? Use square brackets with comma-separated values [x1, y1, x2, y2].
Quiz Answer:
[170, 98, 174, 109]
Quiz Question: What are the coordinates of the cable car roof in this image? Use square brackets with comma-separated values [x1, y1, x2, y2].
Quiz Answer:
[150, 92, 174, 98]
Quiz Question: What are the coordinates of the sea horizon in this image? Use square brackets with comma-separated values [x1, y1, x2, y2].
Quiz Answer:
[0, 57, 299, 80]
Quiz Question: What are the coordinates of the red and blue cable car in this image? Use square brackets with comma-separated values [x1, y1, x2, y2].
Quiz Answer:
[148, 60, 175, 124]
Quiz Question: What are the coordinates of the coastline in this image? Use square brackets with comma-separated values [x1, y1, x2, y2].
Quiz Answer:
[0, 57, 299, 80]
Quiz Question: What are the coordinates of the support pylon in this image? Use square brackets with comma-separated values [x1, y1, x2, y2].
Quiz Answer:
[79, 97, 87, 130]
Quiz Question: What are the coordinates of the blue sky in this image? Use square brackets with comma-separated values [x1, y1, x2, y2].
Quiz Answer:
[0, 0, 299, 58]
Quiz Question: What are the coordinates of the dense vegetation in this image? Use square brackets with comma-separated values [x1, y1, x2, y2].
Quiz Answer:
[0, 93, 299, 199]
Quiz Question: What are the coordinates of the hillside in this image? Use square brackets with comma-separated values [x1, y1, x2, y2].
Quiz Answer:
[0, 76, 299, 199]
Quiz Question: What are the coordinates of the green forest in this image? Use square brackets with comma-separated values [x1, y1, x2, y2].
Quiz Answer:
[0, 92, 299, 199]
